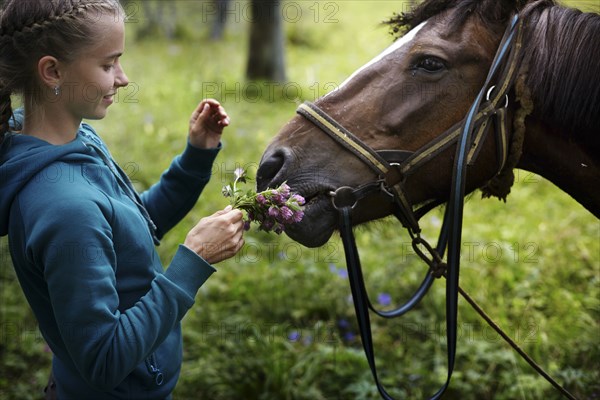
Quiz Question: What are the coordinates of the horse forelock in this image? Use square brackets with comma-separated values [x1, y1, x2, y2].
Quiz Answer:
[519, 3, 600, 150]
[384, 0, 527, 39]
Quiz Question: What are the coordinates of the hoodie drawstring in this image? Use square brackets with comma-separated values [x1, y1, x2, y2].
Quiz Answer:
[81, 138, 160, 246]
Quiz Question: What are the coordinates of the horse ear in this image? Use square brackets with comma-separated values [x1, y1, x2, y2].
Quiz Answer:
[516, 0, 531, 11]
[498, 0, 519, 13]
[495, 0, 529, 15]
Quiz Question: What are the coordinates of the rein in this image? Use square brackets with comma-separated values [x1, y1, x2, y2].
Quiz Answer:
[297, 15, 577, 400]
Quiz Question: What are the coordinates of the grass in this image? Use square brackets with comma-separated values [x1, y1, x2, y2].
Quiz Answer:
[1, 1, 598, 399]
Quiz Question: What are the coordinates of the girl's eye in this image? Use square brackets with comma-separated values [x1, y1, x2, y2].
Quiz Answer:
[414, 57, 446, 73]
[104, 65, 115, 71]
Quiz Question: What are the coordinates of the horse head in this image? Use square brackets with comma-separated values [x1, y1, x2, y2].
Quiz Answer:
[257, 0, 600, 248]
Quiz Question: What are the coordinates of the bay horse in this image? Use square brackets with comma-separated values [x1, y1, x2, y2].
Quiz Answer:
[256, 0, 599, 398]
[258, 0, 598, 247]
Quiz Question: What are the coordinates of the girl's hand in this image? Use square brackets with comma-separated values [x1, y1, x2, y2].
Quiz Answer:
[188, 99, 230, 149]
[184, 206, 245, 264]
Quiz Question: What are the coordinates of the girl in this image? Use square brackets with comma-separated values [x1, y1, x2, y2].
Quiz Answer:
[0, 0, 245, 398]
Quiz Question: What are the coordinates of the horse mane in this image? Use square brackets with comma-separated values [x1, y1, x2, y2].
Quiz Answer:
[384, 0, 600, 151]
[520, 2, 600, 149]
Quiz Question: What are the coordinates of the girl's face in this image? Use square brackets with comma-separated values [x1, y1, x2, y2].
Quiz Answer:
[60, 12, 128, 122]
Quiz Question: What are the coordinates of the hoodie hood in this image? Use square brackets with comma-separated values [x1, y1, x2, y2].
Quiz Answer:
[0, 109, 91, 236]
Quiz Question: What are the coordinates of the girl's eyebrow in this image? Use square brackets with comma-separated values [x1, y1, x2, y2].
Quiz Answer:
[103, 52, 123, 60]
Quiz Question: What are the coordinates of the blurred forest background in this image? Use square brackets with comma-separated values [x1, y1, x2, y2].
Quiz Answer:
[1, 1, 598, 399]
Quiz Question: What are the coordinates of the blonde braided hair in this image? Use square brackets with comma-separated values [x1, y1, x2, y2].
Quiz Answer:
[0, 0, 109, 38]
[0, 0, 123, 143]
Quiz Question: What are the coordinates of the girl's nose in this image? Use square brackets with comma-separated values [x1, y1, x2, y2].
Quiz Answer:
[115, 61, 129, 88]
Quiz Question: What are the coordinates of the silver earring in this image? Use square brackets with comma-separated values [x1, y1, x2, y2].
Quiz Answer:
[54, 86, 60, 96]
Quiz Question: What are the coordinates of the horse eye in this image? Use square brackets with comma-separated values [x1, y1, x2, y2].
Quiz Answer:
[415, 57, 446, 73]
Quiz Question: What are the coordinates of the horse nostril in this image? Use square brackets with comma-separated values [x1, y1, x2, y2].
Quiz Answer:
[256, 148, 290, 191]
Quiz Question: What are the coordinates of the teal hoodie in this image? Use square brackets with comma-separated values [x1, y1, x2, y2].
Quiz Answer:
[0, 109, 220, 399]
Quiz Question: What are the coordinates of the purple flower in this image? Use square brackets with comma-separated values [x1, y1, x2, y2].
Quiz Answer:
[288, 331, 301, 342]
[268, 206, 279, 218]
[343, 332, 356, 342]
[292, 210, 304, 223]
[271, 193, 285, 205]
[328, 264, 348, 279]
[261, 219, 275, 231]
[377, 292, 392, 307]
[280, 206, 293, 222]
[279, 183, 291, 197]
[338, 319, 350, 329]
[234, 167, 246, 182]
[291, 194, 305, 205]
[256, 194, 267, 205]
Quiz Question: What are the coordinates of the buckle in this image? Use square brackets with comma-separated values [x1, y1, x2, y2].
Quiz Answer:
[486, 85, 509, 109]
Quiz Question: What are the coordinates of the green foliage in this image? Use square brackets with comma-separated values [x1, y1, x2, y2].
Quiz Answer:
[1, 1, 598, 399]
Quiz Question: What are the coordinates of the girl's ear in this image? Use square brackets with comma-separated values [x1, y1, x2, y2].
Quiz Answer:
[37, 56, 62, 88]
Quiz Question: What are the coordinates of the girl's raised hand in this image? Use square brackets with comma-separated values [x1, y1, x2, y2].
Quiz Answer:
[188, 99, 230, 149]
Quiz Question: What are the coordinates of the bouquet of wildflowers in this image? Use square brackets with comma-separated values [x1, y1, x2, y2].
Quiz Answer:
[222, 168, 305, 234]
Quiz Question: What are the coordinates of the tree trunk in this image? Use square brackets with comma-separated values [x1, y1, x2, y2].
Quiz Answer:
[246, 0, 286, 82]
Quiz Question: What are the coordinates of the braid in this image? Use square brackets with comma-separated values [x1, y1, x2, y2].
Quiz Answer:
[480, 70, 533, 201]
[0, 0, 123, 134]
[0, 87, 12, 144]
[0, 0, 117, 41]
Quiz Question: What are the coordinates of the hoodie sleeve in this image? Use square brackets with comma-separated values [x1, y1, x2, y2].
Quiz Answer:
[140, 142, 221, 239]
[11, 179, 215, 391]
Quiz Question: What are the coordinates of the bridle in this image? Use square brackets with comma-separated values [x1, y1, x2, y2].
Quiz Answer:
[298, 12, 522, 236]
[295, 14, 573, 400]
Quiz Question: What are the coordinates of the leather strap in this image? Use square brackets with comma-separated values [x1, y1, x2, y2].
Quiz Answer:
[437, 15, 522, 398]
